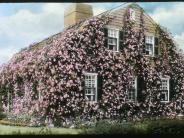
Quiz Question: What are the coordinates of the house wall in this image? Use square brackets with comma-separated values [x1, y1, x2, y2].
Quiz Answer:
[104, 4, 163, 67]
[106, 4, 158, 35]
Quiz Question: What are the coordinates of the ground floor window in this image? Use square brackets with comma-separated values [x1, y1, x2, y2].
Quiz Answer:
[160, 78, 170, 102]
[84, 73, 98, 102]
[127, 77, 137, 102]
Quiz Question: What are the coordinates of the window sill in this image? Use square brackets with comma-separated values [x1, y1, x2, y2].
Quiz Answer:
[143, 54, 154, 57]
[106, 49, 119, 53]
[126, 100, 137, 103]
[160, 101, 170, 103]
[86, 101, 98, 104]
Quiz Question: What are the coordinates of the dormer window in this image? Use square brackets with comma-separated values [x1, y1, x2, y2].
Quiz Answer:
[143, 35, 154, 56]
[107, 28, 119, 52]
[129, 8, 136, 21]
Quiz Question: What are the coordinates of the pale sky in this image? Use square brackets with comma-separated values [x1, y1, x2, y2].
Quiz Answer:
[0, 2, 184, 65]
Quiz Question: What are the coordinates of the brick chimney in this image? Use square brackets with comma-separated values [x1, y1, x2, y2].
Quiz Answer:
[64, 3, 93, 28]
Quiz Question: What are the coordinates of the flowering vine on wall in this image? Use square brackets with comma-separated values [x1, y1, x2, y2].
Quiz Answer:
[0, 6, 184, 126]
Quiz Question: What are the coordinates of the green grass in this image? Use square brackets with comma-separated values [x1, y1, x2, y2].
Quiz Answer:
[0, 124, 82, 135]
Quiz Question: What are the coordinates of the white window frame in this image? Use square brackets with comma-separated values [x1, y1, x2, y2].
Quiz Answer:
[160, 77, 170, 103]
[144, 35, 155, 57]
[107, 28, 119, 52]
[127, 77, 137, 102]
[38, 91, 42, 101]
[84, 73, 98, 102]
[129, 8, 136, 21]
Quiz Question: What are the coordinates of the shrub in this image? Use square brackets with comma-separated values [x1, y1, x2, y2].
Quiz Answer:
[0, 112, 6, 120]
[146, 119, 184, 135]
[81, 120, 137, 135]
[10, 127, 53, 135]
[73, 117, 96, 129]
[0, 119, 27, 126]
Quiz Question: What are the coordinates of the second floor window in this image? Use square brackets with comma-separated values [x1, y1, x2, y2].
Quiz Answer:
[144, 35, 154, 56]
[127, 77, 137, 102]
[107, 29, 119, 52]
[84, 73, 98, 102]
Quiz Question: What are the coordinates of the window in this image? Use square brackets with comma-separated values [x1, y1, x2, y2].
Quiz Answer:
[84, 73, 98, 102]
[160, 78, 169, 102]
[127, 77, 137, 102]
[107, 29, 119, 52]
[129, 8, 136, 21]
[144, 35, 154, 56]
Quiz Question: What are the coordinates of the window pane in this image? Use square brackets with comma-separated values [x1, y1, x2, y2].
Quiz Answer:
[127, 77, 136, 101]
[84, 74, 97, 102]
[160, 78, 169, 102]
[107, 29, 118, 51]
[146, 36, 153, 44]
[109, 45, 114, 50]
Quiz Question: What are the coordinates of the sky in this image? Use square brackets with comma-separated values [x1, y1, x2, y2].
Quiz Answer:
[0, 2, 184, 65]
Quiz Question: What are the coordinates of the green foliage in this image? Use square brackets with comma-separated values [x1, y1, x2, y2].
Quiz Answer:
[81, 118, 184, 135]
[82, 120, 138, 135]
[0, 112, 6, 120]
[9, 127, 52, 135]
[146, 119, 184, 135]
[73, 117, 96, 129]
[0, 119, 27, 127]
[2, 113, 31, 126]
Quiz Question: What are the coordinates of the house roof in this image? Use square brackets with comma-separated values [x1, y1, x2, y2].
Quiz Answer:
[2, 3, 157, 70]
[29, 3, 157, 52]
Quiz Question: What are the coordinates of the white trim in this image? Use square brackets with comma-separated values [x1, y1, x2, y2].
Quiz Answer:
[38, 91, 41, 101]
[106, 27, 120, 52]
[84, 72, 98, 76]
[145, 34, 155, 57]
[135, 76, 137, 101]
[127, 76, 137, 102]
[160, 77, 170, 103]
[84, 72, 98, 102]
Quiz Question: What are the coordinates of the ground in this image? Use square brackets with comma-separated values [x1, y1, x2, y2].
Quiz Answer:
[0, 124, 81, 135]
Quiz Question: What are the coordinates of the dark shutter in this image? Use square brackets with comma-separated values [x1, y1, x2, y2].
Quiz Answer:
[137, 76, 144, 102]
[82, 78, 85, 99]
[119, 30, 124, 51]
[142, 36, 146, 54]
[155, 37, 159, 46]
[119, 30, 124, 40]
[155, 37, 159, 56]
[103, 28, 108, 48]
[143, 45, 146, 54]
[103, 28, 108, 37]
[97, 75, 103, 101]
[155, 46, 159, 56]
[169, 78, 175, 101]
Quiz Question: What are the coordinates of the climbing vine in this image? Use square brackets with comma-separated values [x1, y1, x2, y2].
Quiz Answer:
[0, 6, 184, 126]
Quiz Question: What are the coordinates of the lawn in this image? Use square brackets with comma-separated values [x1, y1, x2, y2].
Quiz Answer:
[0, 124, 82, 135]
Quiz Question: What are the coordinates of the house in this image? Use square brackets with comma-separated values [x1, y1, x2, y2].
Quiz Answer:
[0, 3, 183, 126]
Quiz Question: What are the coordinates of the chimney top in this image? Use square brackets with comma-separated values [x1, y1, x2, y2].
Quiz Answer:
[64, 3, 93, 28]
